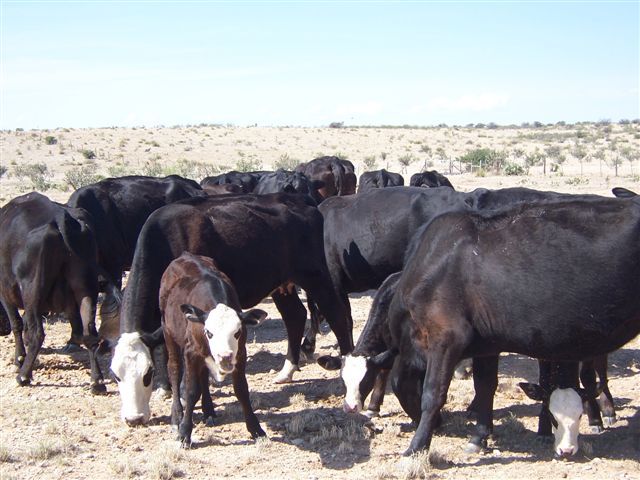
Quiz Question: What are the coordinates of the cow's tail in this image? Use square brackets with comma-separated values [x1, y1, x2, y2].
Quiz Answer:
[331, 162, 345, 196]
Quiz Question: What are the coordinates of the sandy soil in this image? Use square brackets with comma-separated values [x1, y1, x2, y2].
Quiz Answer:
[0, 123, 639, 479]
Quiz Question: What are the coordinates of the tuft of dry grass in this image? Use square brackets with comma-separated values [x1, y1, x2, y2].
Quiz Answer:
[500, 412, 526, 436]
[0, 445, 13, 463]
[108, 457, 142, 478]
[27, 438, 70, 461]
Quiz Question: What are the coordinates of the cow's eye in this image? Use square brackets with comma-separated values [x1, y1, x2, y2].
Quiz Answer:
[205, 330, 213, 340]
[110, 370, 121, 383]
[142, 367, 154, 387]
[233, 330, 241, 340]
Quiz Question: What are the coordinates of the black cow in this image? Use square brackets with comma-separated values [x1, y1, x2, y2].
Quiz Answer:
[202, 183, 243, 196]
[253, 169, 322, 203]
[357, 169, 404, 193]
[67, 175, 205, 346]
[303, 186, 593, 356]
[109, 193, 353, 425]
[0, 192, 117, 392]
[382, 197, 640, 456]
[200, 171, 268, 194]
[160, 252, 267, 442]
[295, 156, 357, 200]
[409, 170, 454, 189]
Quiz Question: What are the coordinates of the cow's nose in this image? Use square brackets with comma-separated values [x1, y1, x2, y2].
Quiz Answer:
[218, 353, 234, 371]
[125, 415, 145, 427]
[557, 447, 576, 459]
[343, 403, 360, 414]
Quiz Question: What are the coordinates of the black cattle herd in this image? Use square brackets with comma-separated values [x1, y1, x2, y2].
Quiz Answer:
[0, 153, 638, 461]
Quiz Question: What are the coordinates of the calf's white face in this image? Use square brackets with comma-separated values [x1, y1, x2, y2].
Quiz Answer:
[341, 355, 368, 413]
[202, 304, 243, 382]
[549, 388, 583, 457]
[110, 333, 154, 425]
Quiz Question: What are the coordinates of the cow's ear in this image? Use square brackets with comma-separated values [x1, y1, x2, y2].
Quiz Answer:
[240, 309, 268, 326]
[140, 326, 164, 349]
[181, 304, 206, 324]
[317, 355, 341, 371]
[612, 187, 637, 198]
[518, 382, 548, 402]
[367, 349, 397, 370]
[575, 383, 604, 402]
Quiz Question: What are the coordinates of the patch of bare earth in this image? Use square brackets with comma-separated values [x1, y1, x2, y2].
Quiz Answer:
[1, 293, 638, 480]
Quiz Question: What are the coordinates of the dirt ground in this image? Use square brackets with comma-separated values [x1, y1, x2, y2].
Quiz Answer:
[0, 292, 638, 480]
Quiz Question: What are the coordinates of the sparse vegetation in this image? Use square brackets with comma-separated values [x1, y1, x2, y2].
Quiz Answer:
[64, 165, 101, 189]
[44, 135, 57, 145]
[81, 149, 96, 159]
[273, 152, 299, 171]
[13, 163, 53, 191]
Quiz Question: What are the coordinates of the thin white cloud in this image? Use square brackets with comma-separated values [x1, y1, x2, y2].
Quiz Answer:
[418, 93, 510, 112]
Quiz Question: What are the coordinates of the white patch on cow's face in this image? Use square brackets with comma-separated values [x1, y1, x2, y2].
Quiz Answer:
[549, 388, 583, 457]
[341, 355, 367, 413]
[203, 304, 242, 382]
[110, 332, 154, 425]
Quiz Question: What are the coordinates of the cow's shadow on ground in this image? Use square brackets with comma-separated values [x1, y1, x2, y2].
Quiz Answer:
[187, 377, 371, 470]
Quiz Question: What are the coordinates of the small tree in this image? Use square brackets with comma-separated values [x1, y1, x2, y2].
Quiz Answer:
[619, 146, 639, 174]
[571, 142, 590, 176]
[362, 155, 377, 170]
[397, 154, 416, 173]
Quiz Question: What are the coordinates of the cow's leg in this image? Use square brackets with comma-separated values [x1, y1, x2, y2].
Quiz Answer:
[271, 290, 306, 383]
[298, 277, 353, 357]
[301, 294, 322, 361]
[0, 301, 26, 369]
[231, 340, 265, 438]
[466, 355, 499, 453]
[199, 367, 215, 426]
[177, 355, 201, 447]
[580, 358, 606, 432]
[364, 368, 390, 418]
[62, 312, 84, 353]
[403, 342, 462, 456]
[536, 359, 553, 436]
[71, 294, 106, 394]
[153, 344, 171, 396]
[592, 355, 615, 426]
[16, 309, 45, 386]
[166, 337, 184, 430]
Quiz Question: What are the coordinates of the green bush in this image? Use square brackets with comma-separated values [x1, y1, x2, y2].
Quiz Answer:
[458, 148, 506, 172]
[45, 135, 57, 145]
[273, 153, 299, 171]
[362, 155, 377, 170]
[235, 157, 262, 172]
[81, 149, 96, 159]
[13, 163, 53, 191]
[64, 165, 100, 190]
[503, 163, 526, 176]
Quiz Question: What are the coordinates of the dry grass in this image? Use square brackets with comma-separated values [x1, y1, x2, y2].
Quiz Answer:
[0, 445, 13, 463]
[108, 457, 142, 478]
[27, 438, 69, 461]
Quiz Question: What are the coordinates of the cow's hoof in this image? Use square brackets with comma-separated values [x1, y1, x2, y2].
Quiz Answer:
[62, 342, 83, 354]
[273, 360, 299, 384]
[602, 416, 616, 428]
[250, 427, 267, 439]
[464, 442, 482, 454]
[363, 409, 379, 419]
[203, 416, 215, 427]
[16, 374, 30, 386]
[91, 383, 107, 395]
[589, 425, 604, 434]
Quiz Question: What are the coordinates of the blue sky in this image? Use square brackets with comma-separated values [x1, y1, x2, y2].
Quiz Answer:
[1, 1, 638, 129]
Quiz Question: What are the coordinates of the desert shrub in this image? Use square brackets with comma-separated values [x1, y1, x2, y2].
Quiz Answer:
[0, 165, 7, 178]
[107, 165, 131, 177]
[166, 159, 220, 179]
[273, 153, 299, 171]
[44, 135, 57, 145]
[362, 155, 377, 170]
[13, 163, 53, 191]
[503, 163, 526, 176]
[81, 149, 96, 159]
[143, 157, 164, 177]
[64, 165, 101, 190]
[398, 153, 416, 172]
[458, 148, 506, 172]
[235, 157, 262, 172]
[328, 121, 344, 128]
